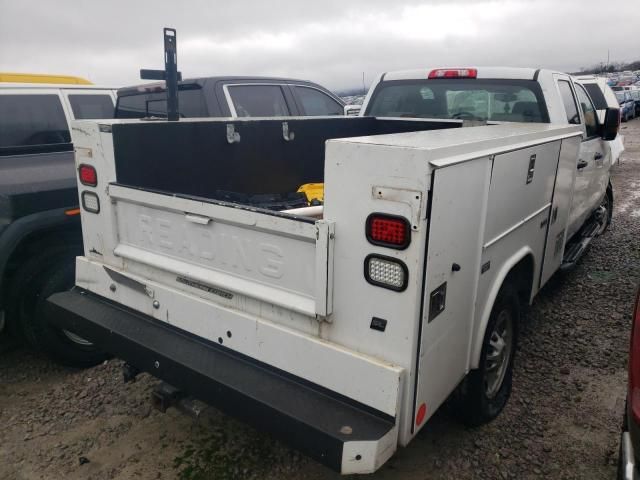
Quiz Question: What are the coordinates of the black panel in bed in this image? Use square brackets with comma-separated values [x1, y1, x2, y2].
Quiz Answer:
[111, 117, 459, 204]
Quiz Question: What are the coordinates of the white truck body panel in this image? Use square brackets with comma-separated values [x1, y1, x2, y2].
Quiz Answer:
[60, 117, 583, 473]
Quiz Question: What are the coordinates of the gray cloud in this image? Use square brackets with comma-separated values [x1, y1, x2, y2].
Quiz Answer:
[1, 0, 638, 91]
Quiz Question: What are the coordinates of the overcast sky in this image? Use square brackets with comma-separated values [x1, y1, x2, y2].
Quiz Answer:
[1, 0, 638, 92]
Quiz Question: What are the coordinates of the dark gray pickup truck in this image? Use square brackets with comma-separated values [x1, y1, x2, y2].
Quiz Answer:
[115, 76, 347, 119]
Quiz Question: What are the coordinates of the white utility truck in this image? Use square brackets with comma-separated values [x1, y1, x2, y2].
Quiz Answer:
[48, 73, 619, 474]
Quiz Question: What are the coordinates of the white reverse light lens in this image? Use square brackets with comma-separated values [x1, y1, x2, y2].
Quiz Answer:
[366, 256, 407, 291]
[81, 191, 100, 213]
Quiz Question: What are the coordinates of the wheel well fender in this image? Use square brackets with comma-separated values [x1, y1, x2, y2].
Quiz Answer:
[469, 248, 535, 370]
[0, 209, 81, 307]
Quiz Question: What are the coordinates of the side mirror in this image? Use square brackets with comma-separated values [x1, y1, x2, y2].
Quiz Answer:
[601, 107, 620, 141]
[344, 104, 362, 116]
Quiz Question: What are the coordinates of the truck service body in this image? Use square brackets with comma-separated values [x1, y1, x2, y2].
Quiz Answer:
[48, 69, 618, 473]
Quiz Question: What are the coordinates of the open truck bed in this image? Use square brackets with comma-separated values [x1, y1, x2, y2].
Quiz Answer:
[48, 115, 582, 474]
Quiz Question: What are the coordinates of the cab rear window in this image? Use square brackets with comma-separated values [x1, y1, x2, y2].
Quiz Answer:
[115, 84, 208, 118]
[366, 79, 549, 123]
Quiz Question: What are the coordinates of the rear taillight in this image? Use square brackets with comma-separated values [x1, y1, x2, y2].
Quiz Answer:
[428, 68, 477, 79]
[366, 214, 411, 249]
[629, 289, 640, 423]
[78, 164, 97, 187]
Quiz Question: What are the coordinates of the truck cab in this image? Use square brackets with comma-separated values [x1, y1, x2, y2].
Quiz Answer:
[360, 67, 617, 245]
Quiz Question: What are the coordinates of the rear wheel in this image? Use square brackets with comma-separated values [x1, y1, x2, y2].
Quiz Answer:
[454, 283, 519, 426]
[7, 247, 107, 367]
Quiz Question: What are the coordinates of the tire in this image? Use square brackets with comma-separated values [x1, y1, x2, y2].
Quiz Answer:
[5, 245, 75, 340]
[454, 283, 519, 426]
[596, 187, 614, 236]
[8, 246, 107, 367]
[617, 436, 623, 480]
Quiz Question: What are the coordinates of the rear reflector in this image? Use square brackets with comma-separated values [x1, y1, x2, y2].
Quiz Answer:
[366, 214, 410, 249]
[416, 403, 427, 426]
[365, 254, 408, 292]
[81, 191, 100, 214]
[78, 164, 97, 187]
[629, 288, 640, 423]
[428, 68, 477, 79]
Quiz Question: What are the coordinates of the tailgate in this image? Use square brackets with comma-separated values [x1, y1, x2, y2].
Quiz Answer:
[108, 184, 334, 318]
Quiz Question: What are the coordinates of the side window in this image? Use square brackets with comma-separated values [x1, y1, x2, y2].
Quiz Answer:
[68, 94, 114, 119]
[574, 84, 599, 138]
[557, 80, 581, 125]
[227, 85, 290, 117]
[582, 84, 607, 110]
[295, 86, 343, 116]
[0, 94, 70, 149]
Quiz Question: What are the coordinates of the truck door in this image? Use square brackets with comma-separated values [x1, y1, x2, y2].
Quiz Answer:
[539, 137, 580, 287]
[554, 77, 606, 240]
[412, 158, 492, 432]
[573, 83, 609, 210]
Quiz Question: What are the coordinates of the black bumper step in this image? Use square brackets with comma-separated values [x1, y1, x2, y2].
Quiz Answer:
[47, 288, 395, 472]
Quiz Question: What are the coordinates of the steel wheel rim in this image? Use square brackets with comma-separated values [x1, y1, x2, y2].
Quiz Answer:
[596, 195, 610, 235]
[62, 329, 94, 347]
[484, 309, 513, 398]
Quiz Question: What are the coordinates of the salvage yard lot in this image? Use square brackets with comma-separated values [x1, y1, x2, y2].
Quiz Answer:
[1, 119, 639, 480]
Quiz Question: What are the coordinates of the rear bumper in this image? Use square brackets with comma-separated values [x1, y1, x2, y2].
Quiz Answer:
[47, 288, 398, 474]
[621, 431, 637, 480]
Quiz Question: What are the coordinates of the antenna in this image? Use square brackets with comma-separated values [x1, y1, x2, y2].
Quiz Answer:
[140, 28, 183, 121]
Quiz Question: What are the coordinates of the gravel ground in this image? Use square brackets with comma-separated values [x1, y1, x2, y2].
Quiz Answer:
[1, 119, 639, 480]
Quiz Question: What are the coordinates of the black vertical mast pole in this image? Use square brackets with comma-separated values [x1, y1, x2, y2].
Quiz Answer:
[164, 28, 179, 121]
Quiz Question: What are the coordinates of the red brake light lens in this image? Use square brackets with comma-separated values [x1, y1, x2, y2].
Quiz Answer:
[366, 214, 411, 249]
[629, 289, 640, 423]
[428, 68, 477, 79]
[79, 164, 97, 187]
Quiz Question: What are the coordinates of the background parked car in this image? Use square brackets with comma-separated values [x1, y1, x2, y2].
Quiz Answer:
[629, 89, 640, 117]
[0, 73, 115, 366]
[115, 76, 348, 119]
[617, 91, 636, 121]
